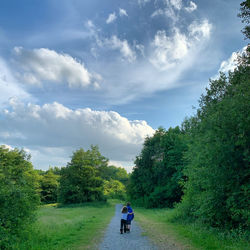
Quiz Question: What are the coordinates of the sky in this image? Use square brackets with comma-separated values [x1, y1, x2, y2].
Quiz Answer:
[0, 0, 246, 172]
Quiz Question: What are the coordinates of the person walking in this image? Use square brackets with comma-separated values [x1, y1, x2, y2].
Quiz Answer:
[126, 202, 134, 232]
[120, 206, 128, 234]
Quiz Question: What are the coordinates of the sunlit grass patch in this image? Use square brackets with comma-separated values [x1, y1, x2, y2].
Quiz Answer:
[15, 201, 115, 250]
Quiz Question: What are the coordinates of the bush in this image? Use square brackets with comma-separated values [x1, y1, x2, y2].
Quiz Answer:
[0, 146, 39, 249]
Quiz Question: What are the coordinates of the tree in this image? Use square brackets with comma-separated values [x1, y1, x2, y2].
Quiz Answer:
[58, 147, 106, 204]
[39, 169, 60, 204]
[178, 66, 250, 229]
[238, 0, 250, 39]
[98, 165, 129, 185]
[103, 179, 126, 200]
[0, 146, 39, 248]
[128, 127, 187, 208]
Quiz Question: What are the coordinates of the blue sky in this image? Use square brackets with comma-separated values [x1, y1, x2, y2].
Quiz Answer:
[0, 0, 246, 171]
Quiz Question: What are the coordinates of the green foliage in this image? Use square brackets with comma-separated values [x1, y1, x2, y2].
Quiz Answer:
[103, 179, 126, 200]
[178, 66, 250, 229]
[39, 169, 60, 204]
[238, 0, 250, 39]
[128, 127, 187, 208]
[0, 146, 39, 249]
[98, 165, 129, 185]
[58, 146, 106, 204]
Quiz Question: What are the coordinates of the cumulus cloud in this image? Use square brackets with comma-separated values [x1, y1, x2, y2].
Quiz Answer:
[185, 1, 197, 12]
[150, 19, 212, 71]
[13, 47, 100, 88]
[106, 12, 117, 24]
[105, 36, 136, 62]
[119, 8, 128, 17]
[218, 46, 247, 73]
[0, 100, 155, 167]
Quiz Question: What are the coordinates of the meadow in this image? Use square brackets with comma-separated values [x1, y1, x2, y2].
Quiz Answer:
[135, 207, 249, 250]
[13, 201, 115, 250]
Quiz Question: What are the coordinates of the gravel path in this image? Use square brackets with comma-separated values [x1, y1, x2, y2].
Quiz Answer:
[99, 204, 158, 250]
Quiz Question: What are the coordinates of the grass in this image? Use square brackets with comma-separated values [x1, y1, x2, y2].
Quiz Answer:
[14, 200, 116, 250]
[134, 207, 249, 250]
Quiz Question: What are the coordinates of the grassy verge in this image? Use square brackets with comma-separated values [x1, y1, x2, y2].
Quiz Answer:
[135, 207, 249, 250]
[15, 201, 116, 250]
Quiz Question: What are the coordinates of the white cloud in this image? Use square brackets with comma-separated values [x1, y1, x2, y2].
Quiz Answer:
[13, 47, 100, 88]
[138, 0, 151, 6]
[152, 2, 179, 22]
[150, 29, 189, 70]
[0, 100, 155, 168]
[106, 12, 117, 24]
[0, 57, 31, 107]
[119, 8, 128, 17]
[185, 1, 197, 12]
[167, 0, 182, 10]
[105, 36, 136, 62]
[151, 9, 165, 18]
[219, 46, 247, 73]
[0, 144, 14, 150]
[150, 19, 212, 71]
[188, 19, 212, 40]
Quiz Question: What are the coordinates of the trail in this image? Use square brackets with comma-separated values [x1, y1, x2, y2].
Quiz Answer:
[99, 204, 169, 250]
[98, 204, 157, 249]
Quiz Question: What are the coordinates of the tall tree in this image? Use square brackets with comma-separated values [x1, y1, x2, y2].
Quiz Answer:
[58, 146, 106, 204]
[128, 127, 187, 208]
[179, 67, 250, 229]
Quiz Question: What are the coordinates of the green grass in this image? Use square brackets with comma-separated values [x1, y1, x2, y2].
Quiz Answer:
[14, 201, 116, 250]
[134, 207, 249, 250]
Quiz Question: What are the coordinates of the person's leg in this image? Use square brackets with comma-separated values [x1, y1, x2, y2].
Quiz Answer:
[120, 219, 123, 234]
[127, 220, 131, 231]
[124, 220, 127, 233]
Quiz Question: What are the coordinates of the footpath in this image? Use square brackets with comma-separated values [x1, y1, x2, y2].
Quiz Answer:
[98, 204, 179, 250]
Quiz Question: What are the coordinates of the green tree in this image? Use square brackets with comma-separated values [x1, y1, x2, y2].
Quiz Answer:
[238, 0, 250, 39]
[58, 146, 106, 204]
[128, 127, 187, 208]
[178, 66, 250, 229]
[0, 146, 39, 248]
[39, 169, 60, 204]
[103, 179, 126, 200]
[98, 165, 129, 185]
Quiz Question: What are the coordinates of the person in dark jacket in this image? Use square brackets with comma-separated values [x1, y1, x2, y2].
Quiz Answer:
[126, 202, 134, 232]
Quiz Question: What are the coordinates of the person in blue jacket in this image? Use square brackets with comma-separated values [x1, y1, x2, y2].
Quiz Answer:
[126, 202, 134, 232]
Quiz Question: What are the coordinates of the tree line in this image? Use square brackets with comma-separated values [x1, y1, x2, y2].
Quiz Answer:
[0, 145, 128, 249]
[128, 0, 250, 232]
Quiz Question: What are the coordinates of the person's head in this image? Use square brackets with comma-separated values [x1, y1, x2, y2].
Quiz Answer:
[121, 206, 128, 213]
[127, 202, 131, 207]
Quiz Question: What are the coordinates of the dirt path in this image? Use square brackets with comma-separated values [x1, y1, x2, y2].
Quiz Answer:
[98, 204, 159, 250]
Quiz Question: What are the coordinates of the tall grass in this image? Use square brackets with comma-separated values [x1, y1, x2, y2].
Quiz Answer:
[14, 201, 115, 250]
[135, 207, 249, 250]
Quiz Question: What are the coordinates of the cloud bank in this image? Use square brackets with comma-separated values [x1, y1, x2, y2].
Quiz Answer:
[0, 100, 155, 168]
